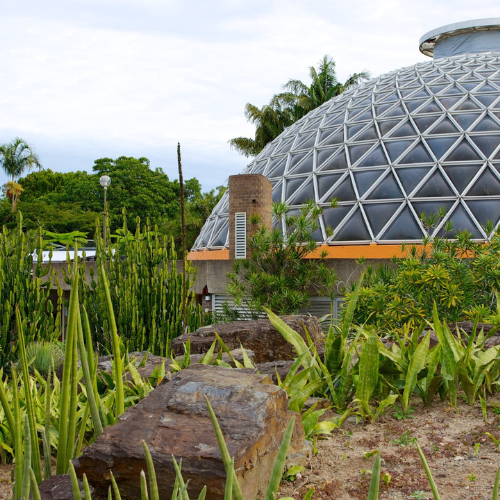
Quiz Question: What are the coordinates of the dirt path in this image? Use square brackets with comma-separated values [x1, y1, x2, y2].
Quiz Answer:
[279, 396, 500, 500]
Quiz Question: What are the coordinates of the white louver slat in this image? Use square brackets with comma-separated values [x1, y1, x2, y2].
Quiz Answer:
[234, 212, 247, 259]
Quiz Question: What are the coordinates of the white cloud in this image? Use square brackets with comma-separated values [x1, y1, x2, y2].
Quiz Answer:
[1, 0, 500, 189]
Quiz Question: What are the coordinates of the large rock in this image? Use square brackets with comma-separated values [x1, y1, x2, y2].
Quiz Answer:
[172, 315, 323, 363]
[73, 364, 307, 500]
[34, 474, 91, 499]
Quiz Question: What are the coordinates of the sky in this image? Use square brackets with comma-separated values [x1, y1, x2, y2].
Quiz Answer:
[1, 0, 499, 191]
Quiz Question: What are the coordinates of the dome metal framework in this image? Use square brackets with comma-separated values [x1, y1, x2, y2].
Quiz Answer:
[193, 49, 500, 252]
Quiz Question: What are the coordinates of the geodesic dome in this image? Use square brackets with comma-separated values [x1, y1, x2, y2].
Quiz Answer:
[192, 19, 500, 252]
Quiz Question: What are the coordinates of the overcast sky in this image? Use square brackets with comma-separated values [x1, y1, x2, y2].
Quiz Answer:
[1, 0, 499, 191]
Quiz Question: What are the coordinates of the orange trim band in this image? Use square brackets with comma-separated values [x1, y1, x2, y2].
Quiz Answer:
[187, 244, 419, 261]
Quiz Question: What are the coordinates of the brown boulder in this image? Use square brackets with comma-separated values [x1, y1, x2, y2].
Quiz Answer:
[172, 315, 323, 363]
[34, 474, 90, 499]
[73, 364, 306, 500]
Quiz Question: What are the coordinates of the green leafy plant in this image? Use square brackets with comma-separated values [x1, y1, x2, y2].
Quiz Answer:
[226, 200, 338, 317]
[391, 430, 415, 447]
[21, 341, 64, 375]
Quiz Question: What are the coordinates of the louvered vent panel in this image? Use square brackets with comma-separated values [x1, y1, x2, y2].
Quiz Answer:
[234, 212, 247, 259]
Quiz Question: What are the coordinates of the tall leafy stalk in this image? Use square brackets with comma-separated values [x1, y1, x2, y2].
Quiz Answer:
[100, 263, 124, 418]
[177, 142, 187, 333]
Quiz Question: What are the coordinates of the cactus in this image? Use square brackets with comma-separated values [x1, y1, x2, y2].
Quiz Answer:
[0, 214, 61, 369]
[76, 215, 202, 357]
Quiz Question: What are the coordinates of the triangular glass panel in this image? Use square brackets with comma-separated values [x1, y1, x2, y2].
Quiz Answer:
[363, 202, 401, 236]
[470, 136, 500, 158]
[405, 99, 428, 113]
[466, 200, 500, 230]
[374, 92, 393, 103]
[410, 89, 431, 99]
[252, 159, 268, 174]
[472, 115, 500, 132]
[396, 167, 432, 195]
[474, 94, 499, 108]
[401, 87, 421, 97]
[317, 149, 348, 171]
[285, 177, 308, 199]
[442, 165, 481, 193]
[430, 76, 452, 85]
[355, 110, 374, 121]
[322, 204, 354, 233]
[415, 170, 455, 197]
[384, 140, 415, 162]
[333, 208, 371, 241]
[347, 123, 367, 140]
[438, 205, 482, 238]
[380, 206, 423, 240]
[319, 127, 341, 144]
[272, 182, 283, 203]
[411, 201, 455, 225]
[267, 156, 287, 177]
[378, 119, 404, 136]
[275, 137, 294, 154]
[455, 98, 481, 111]
[348, 107, 369, 120]
[427, 117, 460, 135]
[349, 143, 375, 165]
[317, 173, 343, 200]
[211, 224, 229, 247]
[416, 100, 443, 114]
[350, 97, 372, 107]
[384, 105, 406, 118]
[427, 84, 449, 94]
[290, 179, 315, 204]
[459, 82, 480, 92]
[451, 112, 482, 130]
[391, 121, 417, 138]
[353, 169, 386, 197]
[302, 117, 323, 131]
[289, 151, 308, 170]
[322, 128, 344, 146]
[291, 153, 314, 175]
[322, 113, 344, 127]
[425, 136, 459, 160]
[413, 115, 440, 132]
[327, 176, 357, 202]
[375, 103, 395, 117]
[445, 139, 482, 161]
[293, 132, 317, 151]
[356, 145, 388, 168]
[367, 172, 404, 199]
[437, 96, 462, 109]
[467, 168, 500, 195]
[354, 125, 378, 142]
[441, 84, 463, 95]
[476, 83, 500, 93]
[398, 141, 433, 164]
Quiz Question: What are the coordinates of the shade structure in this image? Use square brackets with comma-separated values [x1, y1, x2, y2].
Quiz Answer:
[193, 33, 500, 252]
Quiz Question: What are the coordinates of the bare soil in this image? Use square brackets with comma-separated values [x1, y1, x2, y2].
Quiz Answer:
[279, 395, 500, 500]
[2, 397, 499, 500]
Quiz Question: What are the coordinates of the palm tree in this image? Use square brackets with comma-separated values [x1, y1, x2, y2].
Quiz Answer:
[278, 55, 370, 116]
[230, 56, 369, 157]
[0, 137, 42, 211]
[229, 101, 296, 157]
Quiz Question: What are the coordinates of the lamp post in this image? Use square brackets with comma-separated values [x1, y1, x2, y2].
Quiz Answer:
[99, 175, 111, 248]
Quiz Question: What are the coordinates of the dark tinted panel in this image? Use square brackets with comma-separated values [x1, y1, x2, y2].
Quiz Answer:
[466, 200, 500, 229]
[467, 169, 500, 196]
[363, 202, 401, 236]
[381, 206, 423, 239]
[367, 172, 404, 199]
[333, 208, 371, 241]
[396, 167, 432, 195]
[317, 173, 343, 200]
[415, 170, 454, 197]
[442, 165, 480, 193]
[438, 205, 481, 238]
[353, 169, 385, 196]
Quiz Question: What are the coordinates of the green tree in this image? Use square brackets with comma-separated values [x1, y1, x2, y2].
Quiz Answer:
[226, 200, 337, 316]
[0, 137, 42, 211]
[2, 158, 208, 236]
[229, 55, 369, 157]
[277, 55, 369, 118]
